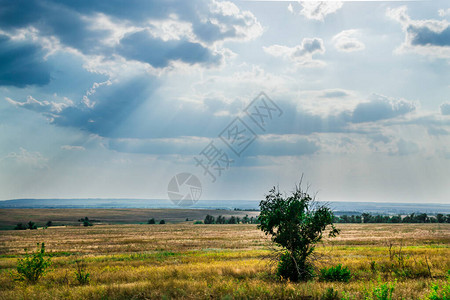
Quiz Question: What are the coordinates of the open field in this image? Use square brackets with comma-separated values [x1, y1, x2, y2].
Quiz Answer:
[0, 223, 449, 299]
[0, 209, 259, 230]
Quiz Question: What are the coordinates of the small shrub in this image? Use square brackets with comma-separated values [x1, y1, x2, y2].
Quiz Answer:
[370, 261, 377, 273]
[27, 221, 37, 230]
[10, 243, 52, 284]
[14, 223, 27, 230]
[320, 264, 351, 282]
[148, 218, 156, 224]
[368, 280, 395, 300]
[194, 220, 203, 224]
[321, 287, 340, 300]
[426, 272, 450, 300]
[46, 221, 53, 227]
[426, 283, 449, 300]
[79, 217, 93, 226]
[159, 220, 165, 224]
[74, 259, 90, 285]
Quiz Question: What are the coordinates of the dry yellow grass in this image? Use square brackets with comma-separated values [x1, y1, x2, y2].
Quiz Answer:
[0, 223, 449, 299]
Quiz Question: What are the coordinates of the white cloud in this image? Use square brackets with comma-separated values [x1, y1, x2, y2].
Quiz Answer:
[438, 8, 450, 17]
[1, 148, 48, 169]
[387, 6, 450, 58]
[332, 30, 365, 52]
[263, 38, 325, 67]
[288, 3, 294, 14]
[206, 0, 264, 43]
[6, 96, 71, 114]
[61, 145, 86, 151]
[147, 18, 196, 42]
[299, 1, 343, 21]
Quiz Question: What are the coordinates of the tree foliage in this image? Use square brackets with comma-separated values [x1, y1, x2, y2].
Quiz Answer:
[204, 214, 215, 224]
[258, 183, 339, 281]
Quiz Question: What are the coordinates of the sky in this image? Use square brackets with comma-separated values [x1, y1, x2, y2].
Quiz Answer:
[0, 0, 449, 203]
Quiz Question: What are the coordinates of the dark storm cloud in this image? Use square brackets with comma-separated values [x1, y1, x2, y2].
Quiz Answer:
[0, 0, 259, 67]
[0, 34, 50, 87]
[118, 30, 221, 68]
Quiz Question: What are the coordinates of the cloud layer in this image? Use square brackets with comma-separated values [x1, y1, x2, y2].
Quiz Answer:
[388, 6, 450, 58]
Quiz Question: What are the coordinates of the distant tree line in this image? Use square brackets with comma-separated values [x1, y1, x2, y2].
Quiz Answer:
[14, 220, 55, 230]
[203, 214, 260, 224]
[147, 218, 165, 224]
[335, 213, 450, 224]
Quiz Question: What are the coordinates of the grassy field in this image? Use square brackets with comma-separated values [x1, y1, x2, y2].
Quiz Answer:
[0, 209, 259, 230]
[0, 222, 449, 299]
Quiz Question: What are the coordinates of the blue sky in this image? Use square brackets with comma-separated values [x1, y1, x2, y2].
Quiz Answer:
[0, 0, 449, 203]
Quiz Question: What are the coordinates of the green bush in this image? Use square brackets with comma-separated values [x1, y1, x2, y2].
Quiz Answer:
[159, 220, 165, 224]
[320, 264, 351, 282]
[194, 220, 203, 224]
[79, 217, 93, 226]
[366, 280, 396, 300]
[73, 259, 90, 285]
[426, 271, 450, 300]
[148, 218, 156, 224]
[10, 243, 52, 284]
[83, 220, 93, 226]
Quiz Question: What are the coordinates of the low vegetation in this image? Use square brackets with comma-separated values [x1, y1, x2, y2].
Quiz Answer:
[73, 259, 90, 285]
[319, 264, 351, 282]
[9, 243, 52, 284]
[0, 222, 448, 299]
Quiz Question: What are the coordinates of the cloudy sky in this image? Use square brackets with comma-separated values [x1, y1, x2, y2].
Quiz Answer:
[0, 0, 449, 203]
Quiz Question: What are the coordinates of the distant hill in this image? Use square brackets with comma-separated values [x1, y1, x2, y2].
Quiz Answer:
[0, 198, 449, 214]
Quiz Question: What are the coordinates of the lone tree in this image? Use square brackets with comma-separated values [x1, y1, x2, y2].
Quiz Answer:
[258, 182, 339, 281]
